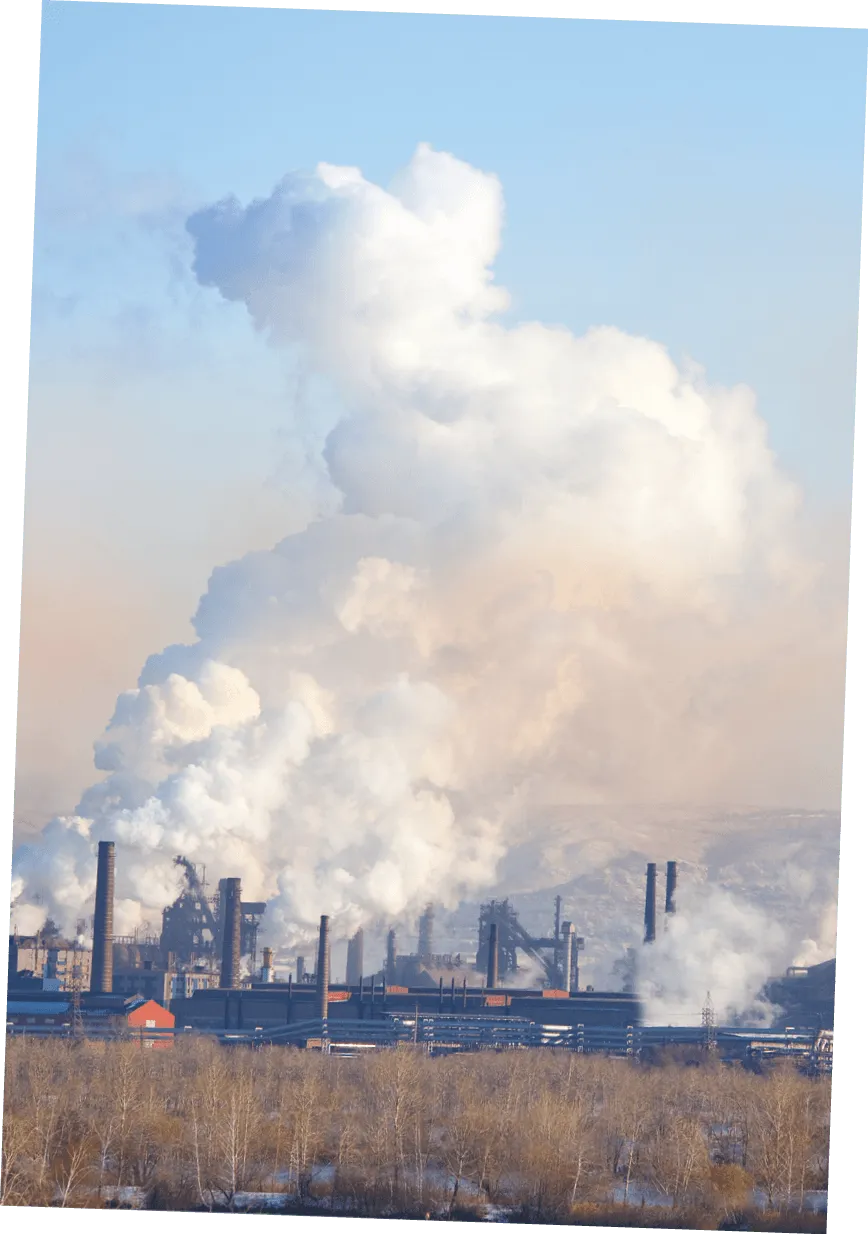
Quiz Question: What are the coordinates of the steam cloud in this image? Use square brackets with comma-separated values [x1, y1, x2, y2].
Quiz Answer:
[11, 146, 844, 965]
[636, 886, 790, 1026]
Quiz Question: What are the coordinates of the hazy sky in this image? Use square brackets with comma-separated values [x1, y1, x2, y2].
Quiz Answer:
[16, 3, 866, 835]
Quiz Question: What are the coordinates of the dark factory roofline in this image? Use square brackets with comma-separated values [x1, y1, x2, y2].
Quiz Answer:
[4, 990, 151, 1013]
[6, 999, 154, 1019]
[186, 982, 642, 1002]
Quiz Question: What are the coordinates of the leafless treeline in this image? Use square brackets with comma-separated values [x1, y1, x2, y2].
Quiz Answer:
[2, 1037, 830, 1228]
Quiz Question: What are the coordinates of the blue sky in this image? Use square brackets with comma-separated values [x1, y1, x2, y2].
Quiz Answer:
[31, 3, 868, 502]
[16, 2, 868, 830]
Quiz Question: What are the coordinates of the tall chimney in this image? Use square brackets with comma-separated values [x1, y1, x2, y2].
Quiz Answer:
[385, 928, 397, 985]
[665, 861, 677, 915]
[346, 927, 364, 985]
[644, 862, 657, 944]
[296, 955, 305, 983]
[90, 840, 115, 994]
[220, 878, 242, 989]
[486, 922, 499, 988]
[316, 915, 330, 1021]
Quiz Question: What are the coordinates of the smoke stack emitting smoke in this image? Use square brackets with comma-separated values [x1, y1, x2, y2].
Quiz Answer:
[10, 146, 842, 1008]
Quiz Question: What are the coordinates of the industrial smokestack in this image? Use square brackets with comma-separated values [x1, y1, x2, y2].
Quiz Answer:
[260, 945, 274, 983]
[665, 861, 677, 915]
[562, 921, 578, 992]
[220, 877, 242, 989]
[385, 928, 397, 985]
[296, 955, 305, 983]
[90, 840, 115, 994]
[644, 862, 657, 944]
[316, 914, 330, 1021]
[486, 922, 499, 988]
[346, 927, 364, 985]
[417, 903, 434, 958]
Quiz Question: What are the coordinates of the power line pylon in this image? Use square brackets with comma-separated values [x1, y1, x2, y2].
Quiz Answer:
[701, 991, 717, 1053]
[69, 920, 86, 1038]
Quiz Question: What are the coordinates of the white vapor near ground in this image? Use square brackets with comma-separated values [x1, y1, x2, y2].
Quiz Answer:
[11, 146, 846, 990]
[636, 885, 793, 1026]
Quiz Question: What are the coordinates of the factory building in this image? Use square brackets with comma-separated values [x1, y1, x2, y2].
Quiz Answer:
[170, 913, 641, 1032]
[6, 992, 175, 1047]
[9, 931, 92, 992]
[111, 959, 219, 1004]
[170, 980, 642, 1033]
[763, 959, 836, 1031]
[6, 846, 836, 1055]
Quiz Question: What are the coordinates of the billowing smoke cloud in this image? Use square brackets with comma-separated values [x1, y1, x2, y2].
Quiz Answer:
[792, 898, 838, 967]
[10, 145, 845, 957]
[634, 880, 837, 1027]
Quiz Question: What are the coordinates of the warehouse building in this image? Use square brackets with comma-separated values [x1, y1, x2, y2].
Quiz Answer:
[6, 991, 175, 1048]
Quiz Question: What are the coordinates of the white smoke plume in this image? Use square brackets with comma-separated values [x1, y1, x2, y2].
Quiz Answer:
[634, 884, 824, 1027]
[792, 899, 838, 967]
[635, 886, 786, 1026]
[11, 145, 845, 959]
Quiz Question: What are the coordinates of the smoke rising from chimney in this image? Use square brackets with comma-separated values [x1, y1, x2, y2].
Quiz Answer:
[9, 145, 846, 956]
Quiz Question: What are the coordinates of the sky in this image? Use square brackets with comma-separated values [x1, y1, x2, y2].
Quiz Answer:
[15, 2, 867, 837]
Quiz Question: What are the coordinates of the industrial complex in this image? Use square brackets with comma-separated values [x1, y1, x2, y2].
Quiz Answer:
[7, 842, 835, 1070]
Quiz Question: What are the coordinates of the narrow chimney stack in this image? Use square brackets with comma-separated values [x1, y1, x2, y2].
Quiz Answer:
[316, 914, 330, 1021]
[90, 840, 115, 994]
[644, 862, 657, 945]
[665, 861, 677, 915]
[220, 878, 242, 989]
[385, 928, 397, 985]
[486, 922, 499, 988]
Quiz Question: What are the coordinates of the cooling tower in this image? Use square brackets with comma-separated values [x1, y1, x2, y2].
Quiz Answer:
[90, 841, 115, 994]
